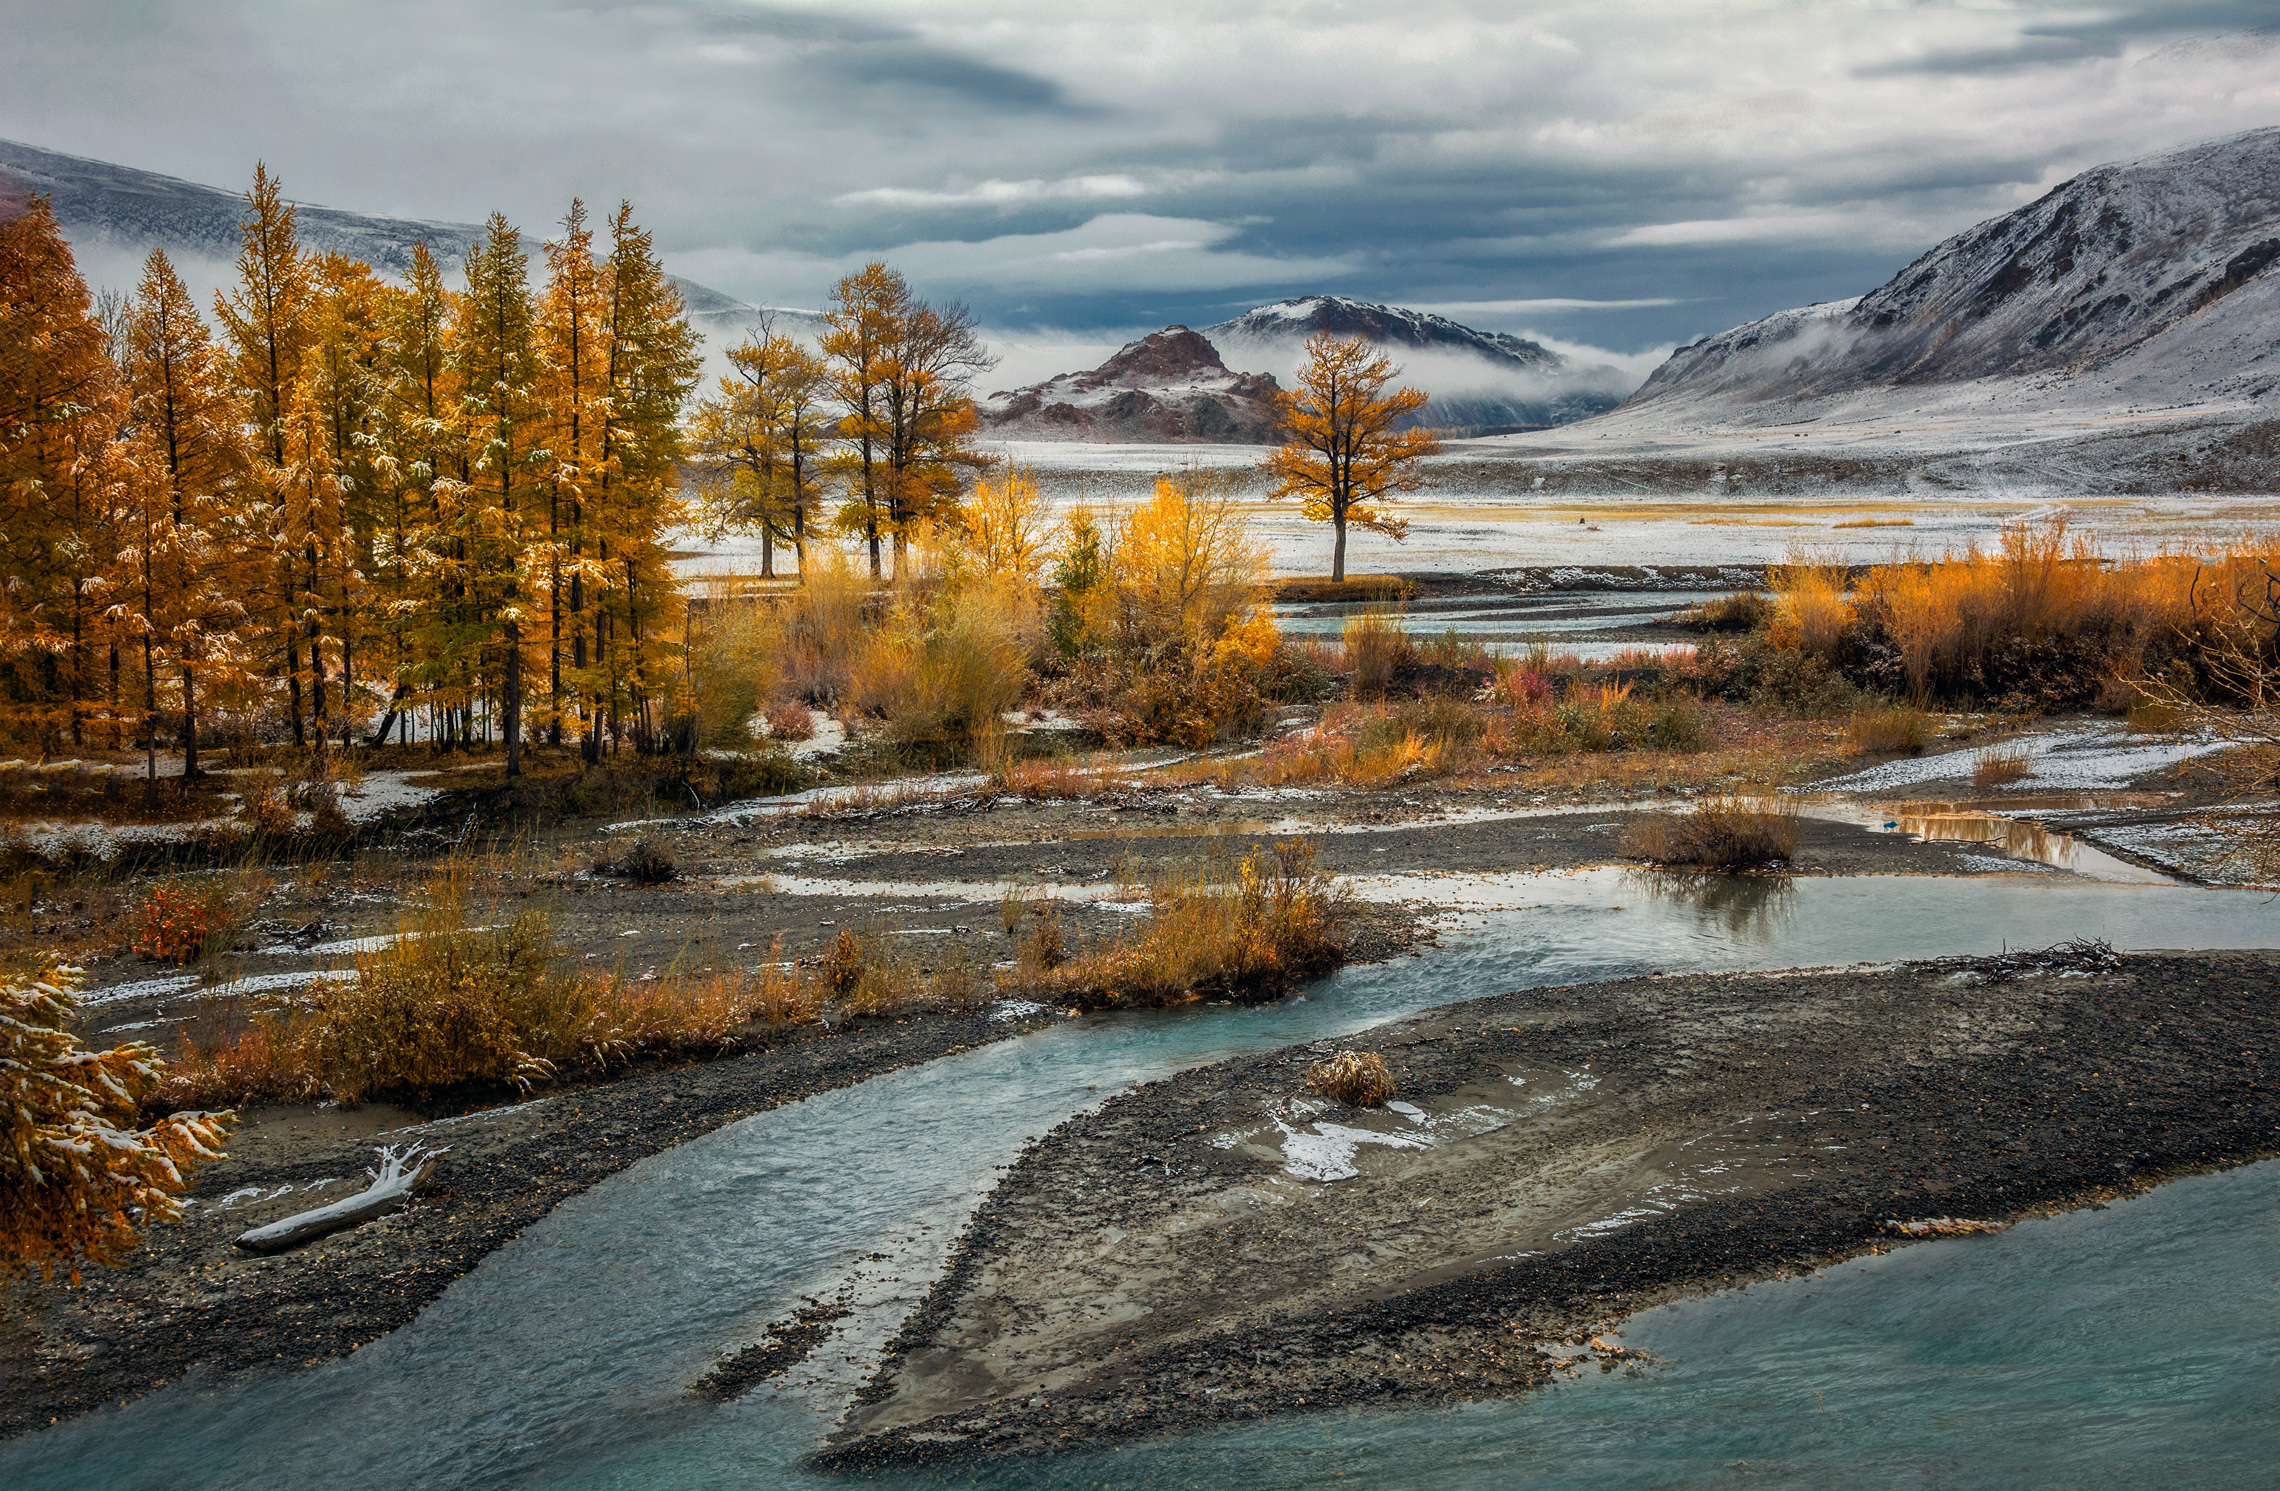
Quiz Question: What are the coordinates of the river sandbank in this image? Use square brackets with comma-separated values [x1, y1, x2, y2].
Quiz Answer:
[819, 944, 2280, 1468]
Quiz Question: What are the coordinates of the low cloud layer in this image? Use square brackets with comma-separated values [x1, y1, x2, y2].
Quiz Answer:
[6, 1, 2278, 360]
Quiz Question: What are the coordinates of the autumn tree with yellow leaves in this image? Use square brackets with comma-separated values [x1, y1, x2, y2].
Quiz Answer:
[0, 196, 124, 751]
[689, 327, 831, 579]
[116, 249, 253, 783]
[1262, 332, 1440, 582]
[821, 263, 990, 579]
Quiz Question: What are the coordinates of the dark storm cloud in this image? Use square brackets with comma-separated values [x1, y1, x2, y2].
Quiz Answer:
[5, 0, 2279, 365]
[1859, 1, 2280, 76]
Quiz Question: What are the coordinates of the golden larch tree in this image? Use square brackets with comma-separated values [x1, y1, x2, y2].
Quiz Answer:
[689, 328, 831, 579]
[0, 195, 126, 751]
[539, 200, 609, 743]
[1262, 332, 1440, 582]
[821, 263, 903, 577]
[2, 963, 232, 1284]
[213, 164, 319, 744]
[116, 249, 252, 782]
[449, 214, 546, 775]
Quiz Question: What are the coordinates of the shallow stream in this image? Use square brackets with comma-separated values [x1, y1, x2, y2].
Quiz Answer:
[10, 870, 2279, 1489]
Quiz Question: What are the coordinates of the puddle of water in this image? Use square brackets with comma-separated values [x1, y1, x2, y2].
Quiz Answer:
[1796, 798, 2169, 883]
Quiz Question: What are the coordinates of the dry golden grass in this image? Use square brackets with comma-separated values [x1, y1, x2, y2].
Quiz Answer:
[1342, 607, 1417, 697]
[1973, 744, 2034, 789]
[1847, 705, 1929, 755]
[1306, 1050, 1395, 1107]
[1772, 519, 2280, 707]
[1619, 796, 1800, 870]
[152, 872, 943, 1112]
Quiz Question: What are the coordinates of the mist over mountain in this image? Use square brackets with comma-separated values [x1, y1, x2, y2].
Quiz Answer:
[1204, 297, 1633, 431]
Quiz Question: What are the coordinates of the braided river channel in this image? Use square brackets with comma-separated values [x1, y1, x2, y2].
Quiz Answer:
[9, 866, 2279, 1489]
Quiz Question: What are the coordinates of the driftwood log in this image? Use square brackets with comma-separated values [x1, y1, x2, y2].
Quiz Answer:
[234, 1143, 447, 1254]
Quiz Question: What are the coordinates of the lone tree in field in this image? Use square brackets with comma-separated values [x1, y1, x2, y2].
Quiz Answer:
[1263, 332, 1440, 582]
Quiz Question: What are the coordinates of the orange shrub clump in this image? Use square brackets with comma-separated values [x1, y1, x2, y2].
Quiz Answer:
[131, 881, 234, 964]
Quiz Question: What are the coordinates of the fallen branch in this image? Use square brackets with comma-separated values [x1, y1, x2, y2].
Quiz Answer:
[233, 1142, 447, 1255]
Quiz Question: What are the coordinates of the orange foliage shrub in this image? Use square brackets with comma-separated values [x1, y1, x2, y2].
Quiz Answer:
[130, 879, 235, 964]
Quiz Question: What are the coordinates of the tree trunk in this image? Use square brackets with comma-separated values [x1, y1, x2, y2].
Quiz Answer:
[504, 618, 523, 776]
[142, 636, 157, 798]
[182, 665, 198, 778]
[1331, 515, 1349, 583]
[286, 636, 305, 747]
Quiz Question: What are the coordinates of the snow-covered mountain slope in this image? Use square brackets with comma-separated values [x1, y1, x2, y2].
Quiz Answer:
[1203, 296, 1632, 430]
[1623, 127, 2280, 424]
[0, 137, 792, 385]
[980, 326, 1284, 442]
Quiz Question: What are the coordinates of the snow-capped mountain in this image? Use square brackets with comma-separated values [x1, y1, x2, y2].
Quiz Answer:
[981, 326, 1284, 442]
[1202, 296, 1632, 430]
[1625, 126, 2280, 419]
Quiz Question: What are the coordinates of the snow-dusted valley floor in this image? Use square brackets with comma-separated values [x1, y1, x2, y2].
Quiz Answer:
[669, 432, 2280, 582]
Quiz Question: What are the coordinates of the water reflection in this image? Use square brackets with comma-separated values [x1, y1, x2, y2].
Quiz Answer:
[1622, 869, 1796, 942]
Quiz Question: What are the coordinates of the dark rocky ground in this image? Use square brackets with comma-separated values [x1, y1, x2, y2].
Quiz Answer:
[819, 945, 2280, 1468]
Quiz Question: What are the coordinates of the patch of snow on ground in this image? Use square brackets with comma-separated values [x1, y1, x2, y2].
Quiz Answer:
[1812, 724, 2230, 794]
[339, 770, 446, 823]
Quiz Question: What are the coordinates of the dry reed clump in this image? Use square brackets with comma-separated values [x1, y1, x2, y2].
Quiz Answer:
[1305, 1050, 1395, 1107]
[613, 838, 679, 884]
[1017, 901, 1066, 981]
[1972, 744, 2034, 789]
[1257, 680, 1716, 790]
[988, 754, 1128, 801]
[1619, 796, 1800, 870]
[1343, 607, 1417, 696]
[849, 575, 1042, 747]
[1767, 520, 2280, 712]
[1675, 591, 1771, 633]
[1054, 840, 1344, 1007]
[1847, 705, 1928, 755]
[686, 581, 784, 749]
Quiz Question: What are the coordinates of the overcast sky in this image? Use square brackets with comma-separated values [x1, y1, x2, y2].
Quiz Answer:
[7, 1, 2280, 365]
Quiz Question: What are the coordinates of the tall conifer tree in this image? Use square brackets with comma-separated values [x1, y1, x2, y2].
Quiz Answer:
[450, 215, 544, 775]
[0, 195, 124, 751]
[117, 250, 250, 780]
[214, 165, 316, 745]
[539, 201, 608, 746]
[585, 203, 697, 756]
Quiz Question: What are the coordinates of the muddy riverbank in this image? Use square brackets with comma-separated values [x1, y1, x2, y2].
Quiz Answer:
[819, 944, 2280, 1468]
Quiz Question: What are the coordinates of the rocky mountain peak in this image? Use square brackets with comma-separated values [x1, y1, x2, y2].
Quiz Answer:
[1074, 326, 1232, 390]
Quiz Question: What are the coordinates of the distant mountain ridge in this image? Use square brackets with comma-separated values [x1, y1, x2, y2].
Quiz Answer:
[985, 296, 1634, 443]
[1628, 126, 2280, 417]
[0, 136, 769, 330]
